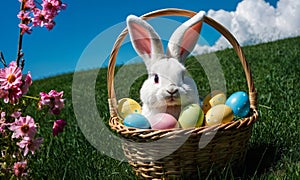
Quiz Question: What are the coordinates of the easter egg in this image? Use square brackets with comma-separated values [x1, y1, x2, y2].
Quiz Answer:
[209, 93, 226, 106]
[178, 104, 204, 128]
[202, 90, 226, 114]
[117, 98, 142, 119]
[149, 113, 178, 130]
[123, 113, 151, 129]
[205, 104, 234, 126]
[225, 91, 250, 117]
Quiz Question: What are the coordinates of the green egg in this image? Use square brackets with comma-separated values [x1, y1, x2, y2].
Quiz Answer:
[178, 104, 204, 128]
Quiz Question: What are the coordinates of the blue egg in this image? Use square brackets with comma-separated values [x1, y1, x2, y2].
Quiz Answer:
[123, 113, 151, 129]
[225, 91, 250, 117]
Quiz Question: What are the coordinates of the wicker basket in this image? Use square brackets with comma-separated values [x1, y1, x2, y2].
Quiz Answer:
[107, 8, 259, 179]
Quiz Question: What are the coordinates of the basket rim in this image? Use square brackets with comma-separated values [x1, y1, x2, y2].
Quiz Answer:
[107, 8, 259, 133]
[108, 107, 258, 138]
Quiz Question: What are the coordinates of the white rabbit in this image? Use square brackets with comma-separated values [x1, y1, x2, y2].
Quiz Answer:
[126, 11, 205, 120]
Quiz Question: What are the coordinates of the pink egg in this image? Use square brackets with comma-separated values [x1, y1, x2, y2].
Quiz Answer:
[149, 113, 178, 130]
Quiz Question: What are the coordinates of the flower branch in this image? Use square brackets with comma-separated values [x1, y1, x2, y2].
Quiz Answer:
[16, 1, 25, 68]
[16, 0, 67, 68]
[0, 0, 67, 178]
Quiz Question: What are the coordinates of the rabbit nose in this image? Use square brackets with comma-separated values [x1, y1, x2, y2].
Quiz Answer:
[167, 89, 178, 95]
[167, 84, 178, 95]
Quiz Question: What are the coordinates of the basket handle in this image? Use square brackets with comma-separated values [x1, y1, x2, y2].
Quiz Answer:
[107, 8, 257, 118]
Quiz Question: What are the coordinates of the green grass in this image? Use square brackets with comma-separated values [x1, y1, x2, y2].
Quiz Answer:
[25, 36, 300, 179]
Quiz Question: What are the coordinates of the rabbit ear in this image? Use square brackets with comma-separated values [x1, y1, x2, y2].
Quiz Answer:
[127, 15, 164, 68]
[167, 11, 205, 63]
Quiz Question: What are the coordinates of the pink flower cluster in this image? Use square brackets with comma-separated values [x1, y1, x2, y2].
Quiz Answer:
[1, 1, 67, 177]
[39, 90, 67, 136]
[18, 0, 67, 34]
[0, 61, 32, 104]
[9, 114, 43, 156]
[13, 161, 27, 177]
[2, 110, 66, 177]
[39, 90, 65, 115]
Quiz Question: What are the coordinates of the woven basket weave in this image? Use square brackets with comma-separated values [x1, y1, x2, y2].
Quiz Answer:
[107, 8, 258, 179]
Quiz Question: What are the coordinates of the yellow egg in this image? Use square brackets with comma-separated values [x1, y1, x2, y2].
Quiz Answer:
[117, 98, 142, 119]
[205, 104, 234, 126]
[178, 104, 204, 128]
[209, 93, 226, 106]
[202, 90, 226, 114]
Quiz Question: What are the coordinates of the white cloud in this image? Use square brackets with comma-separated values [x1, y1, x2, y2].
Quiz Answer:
[194, 0, 300, 54]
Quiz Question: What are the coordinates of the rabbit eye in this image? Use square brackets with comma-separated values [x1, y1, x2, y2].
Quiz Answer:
[154, 74, 159, 84]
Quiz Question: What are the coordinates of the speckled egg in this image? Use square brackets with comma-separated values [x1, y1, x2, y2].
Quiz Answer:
[123, 113, 151, 129]
[225, 91, 250, 117]
[202, 90, 226, 114]
[149, 113, 178, 130]
[209, 93, 226, 106]
[117, 98, 142, 119]
[205, 104, 234, 126]
[178, 104, 204, 128]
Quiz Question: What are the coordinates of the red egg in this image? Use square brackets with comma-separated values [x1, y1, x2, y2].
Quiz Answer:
[149, 113, 178, 130]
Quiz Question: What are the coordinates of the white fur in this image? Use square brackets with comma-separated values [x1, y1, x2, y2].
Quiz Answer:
[126, 11, 205, 119]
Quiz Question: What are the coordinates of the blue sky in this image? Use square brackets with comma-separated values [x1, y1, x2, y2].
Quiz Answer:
[0, 0, 281, 79]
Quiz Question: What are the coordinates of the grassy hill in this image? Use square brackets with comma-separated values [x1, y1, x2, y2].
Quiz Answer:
[26, 36, 300, 179]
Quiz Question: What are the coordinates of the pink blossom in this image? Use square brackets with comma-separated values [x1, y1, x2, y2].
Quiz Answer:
[39, 90, 64, 115]
[45, 20, 56, 30]
[17, 136, 44, 156]
[32, 8, 47, 27]
[17, 10, 30, 22]
[19, 23, 32, 34]
[31, 0, 67, 30]
[0, 61, 24, 103]
[10, 115, 37, 139]
[42, 0, 67, 16]
[0, 63, 23, 89]
[17, 0, 66, 33]
[11, 111, 22, 119]
[42, 0, 58, 16]
[53, 119, 66, 136]
[13, 161, 27, 177]
[2, 86, 23, 104]
[19, 0, 36, 10]
[21, 72, 32, 94]
[31, 8, 56, 30]
[0, 62, 33, 103]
